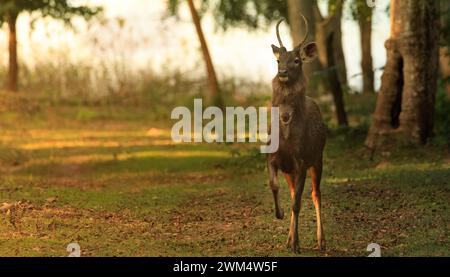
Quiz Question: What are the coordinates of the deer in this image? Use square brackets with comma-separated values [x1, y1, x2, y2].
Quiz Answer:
[267, 15, 327, 254]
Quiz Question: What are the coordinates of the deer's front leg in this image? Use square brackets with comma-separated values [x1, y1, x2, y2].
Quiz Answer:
[268, 157, 284, 220]
[288, 164, 306, 254]
[310, 162, 326, 250]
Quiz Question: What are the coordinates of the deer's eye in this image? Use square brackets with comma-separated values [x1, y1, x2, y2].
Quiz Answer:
[295, 59, 300, 64]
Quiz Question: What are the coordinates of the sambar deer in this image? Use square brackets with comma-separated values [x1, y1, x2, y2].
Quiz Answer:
[267, 15, 327, 253]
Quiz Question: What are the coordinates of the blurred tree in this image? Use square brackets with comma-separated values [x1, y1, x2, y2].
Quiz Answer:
[0, 0, 101, 92]
[439, 0, 450, 98]
[187, 0, 223, 107]
[350, 0, 374, 94]
[325, 0, 347, 88]
[168, 0, 223, 107]
[314, 0, 348, 126]
[366, 0, 440, 149]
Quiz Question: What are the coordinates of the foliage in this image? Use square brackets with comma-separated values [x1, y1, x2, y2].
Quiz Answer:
[0, 0, 102, 26]
[348, 0, 373, 22]
[168, 0, 286, 30]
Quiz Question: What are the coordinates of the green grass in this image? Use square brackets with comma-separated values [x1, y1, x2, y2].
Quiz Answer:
[0, 95, 449, 257]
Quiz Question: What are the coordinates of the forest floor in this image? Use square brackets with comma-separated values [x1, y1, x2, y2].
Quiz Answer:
[0, 93, 449, 257]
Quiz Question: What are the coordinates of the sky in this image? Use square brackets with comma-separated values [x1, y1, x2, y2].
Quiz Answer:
[0, 0, 390, 91]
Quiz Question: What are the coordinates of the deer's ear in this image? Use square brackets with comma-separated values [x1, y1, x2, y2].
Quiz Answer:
[271, 44, 281, 60]
[300, 42, 318, 63]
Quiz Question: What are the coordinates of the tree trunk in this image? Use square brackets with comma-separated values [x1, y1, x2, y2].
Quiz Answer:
[440, 47, 450, 99]
[357, 4, 375, 94]
[187, 0, 222, 107]
[366, 0, 440, 149]
[315, 0, 349, 126]
[329, 1, 348, 87]
[326, 35, 349, 127]
[439, 0, 450, 98]
[5, 11, 19, 92]
[287, 0, 322, 85]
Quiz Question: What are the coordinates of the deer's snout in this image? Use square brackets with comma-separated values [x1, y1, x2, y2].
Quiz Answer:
[278, 69, 288, 77]
[278, 69, 289, 82]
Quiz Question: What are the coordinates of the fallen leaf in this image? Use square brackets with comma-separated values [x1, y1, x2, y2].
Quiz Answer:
[0, 202, 13, 212]
[45, 197, 57, 204]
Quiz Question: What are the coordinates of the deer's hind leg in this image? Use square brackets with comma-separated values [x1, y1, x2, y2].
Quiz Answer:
[310, 160, 326, 250]
[268, 157, 284, 220]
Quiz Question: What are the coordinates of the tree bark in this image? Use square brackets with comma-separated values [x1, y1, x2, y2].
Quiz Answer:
[5, 11, 19, 92]
[366, 0, 440, 149]
[187, 0, 222, 107]
[315, 0, 349, 126]
[357, 4, 375, 94]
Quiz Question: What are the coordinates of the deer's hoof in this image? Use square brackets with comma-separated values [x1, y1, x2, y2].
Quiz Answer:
[318, 240, 326, 251]
[275, 209, 284, 220]
[288, 242, 300, 254]
[286, 236, 300, 254]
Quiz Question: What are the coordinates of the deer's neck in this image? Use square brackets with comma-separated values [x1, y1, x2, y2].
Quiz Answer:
[272, 78, 307, 108]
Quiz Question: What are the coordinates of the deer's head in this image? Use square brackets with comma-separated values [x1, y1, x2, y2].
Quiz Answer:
[271, 15, 318, 84]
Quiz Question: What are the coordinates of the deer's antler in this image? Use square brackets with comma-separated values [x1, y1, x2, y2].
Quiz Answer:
[299, 13, 309, 46]
[276, 19, 285, 48]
